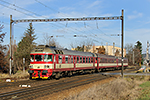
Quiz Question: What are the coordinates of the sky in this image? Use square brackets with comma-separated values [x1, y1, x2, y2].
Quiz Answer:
[0, 0, 150, 53]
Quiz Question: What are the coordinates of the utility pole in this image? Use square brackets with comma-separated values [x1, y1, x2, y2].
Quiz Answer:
[146, 41, 149, 60]
[121, 9, 124, 78]
[9, 15, 12, 75]
[146, 41, 149, 71]
[133, 50, 134, 65]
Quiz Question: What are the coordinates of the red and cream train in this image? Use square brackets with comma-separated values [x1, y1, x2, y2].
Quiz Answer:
[28, 45, 128, 79]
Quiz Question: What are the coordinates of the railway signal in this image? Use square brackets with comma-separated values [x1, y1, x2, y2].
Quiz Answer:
[10, 10, 124, 78]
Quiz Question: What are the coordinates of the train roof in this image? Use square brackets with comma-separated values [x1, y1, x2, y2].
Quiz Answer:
[31, 45, 94, 57]
[31, 45, 128, 60]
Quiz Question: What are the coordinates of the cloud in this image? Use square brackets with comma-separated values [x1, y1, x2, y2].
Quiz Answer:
[87, 0, 103, 8]
[127, 11, 143, 20]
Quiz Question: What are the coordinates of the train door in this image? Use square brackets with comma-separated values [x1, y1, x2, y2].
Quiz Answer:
[73, 56, 76, 69]
[93, 57, 95, 68]
[97, 57, 100, 69]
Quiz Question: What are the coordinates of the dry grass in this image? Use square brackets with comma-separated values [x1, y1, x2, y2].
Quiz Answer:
[63, 76, 147, 100]
[0, 70, 29, 80]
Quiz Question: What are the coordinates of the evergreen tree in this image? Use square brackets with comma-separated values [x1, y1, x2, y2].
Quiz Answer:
[14, 23, 36, 70]
[135, 41, 142, 54]
[135, 41, 143, 65]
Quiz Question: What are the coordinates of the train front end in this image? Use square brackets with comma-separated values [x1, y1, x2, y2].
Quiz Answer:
[28, 45, 54, 79]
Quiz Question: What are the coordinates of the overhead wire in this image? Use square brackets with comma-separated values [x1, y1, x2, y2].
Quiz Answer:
[0, 1, 79, 36]
[0, 0, 119, 47]
[75, 22, 121, 47]
[34, 0, 117, 45]
[0, 3, 36, 18]
[0, 0, 42, 17]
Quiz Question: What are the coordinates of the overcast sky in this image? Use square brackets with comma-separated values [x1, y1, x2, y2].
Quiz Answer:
[0, 0, 150, 53]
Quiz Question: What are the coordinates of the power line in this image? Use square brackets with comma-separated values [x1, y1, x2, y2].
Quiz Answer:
[0, 0, 119, 46]
[34, 0, 60, 14]
[0, 0, 42, 17]
[0, 3, 36, 18]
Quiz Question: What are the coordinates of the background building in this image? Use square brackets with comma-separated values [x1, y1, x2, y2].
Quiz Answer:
[83, 45, 126, 57]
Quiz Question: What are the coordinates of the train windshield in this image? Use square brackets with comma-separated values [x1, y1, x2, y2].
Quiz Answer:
[44, 55, 52, 62]
[30, 55, 34, 62]
[35, 55, 43, 61]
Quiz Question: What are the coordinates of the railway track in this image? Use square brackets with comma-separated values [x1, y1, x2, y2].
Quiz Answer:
[0, 74, 112, 100]
[0, 66, 139, 91]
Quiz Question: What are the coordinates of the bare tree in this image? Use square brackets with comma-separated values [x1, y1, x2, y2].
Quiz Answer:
[42, 33, 61, 47]
[70, 39, 93, 52]
[115, 49, 120, 57]
[97, 46, 105, 54]
[0, 24, 8, 73]
[125, 43, 134, 65]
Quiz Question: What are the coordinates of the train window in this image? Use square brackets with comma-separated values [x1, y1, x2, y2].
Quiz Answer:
[44, 55, 52, 62]
[77, 57, 79, 63]
[74, 56, 76, 63]
[105, 59, 107, 63]
[35, 55, 43, 61]
[89, 58, 91, 63]
[71, 56, 73, 63]
[100, 58, 102, 63]
[102, 58, 105, 63]
[30, 55, 34, 62]
[83, 57, 85, 63]
[59, 55, 62, 63]
[86, 57, 87, 63]
[91, 57, 93, 63]
[80, 57, 82, 63]
[65, 56, 68, 63]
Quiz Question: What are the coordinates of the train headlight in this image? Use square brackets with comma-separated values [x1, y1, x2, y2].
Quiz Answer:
[44, 65, 46, 68]
[30, 66, 33, 69]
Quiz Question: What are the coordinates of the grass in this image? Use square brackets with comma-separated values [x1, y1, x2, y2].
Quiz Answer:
[62, 75, 150, 100]
[0, 70, 29, 81]
[138, 81, 150, 100]
[63, 77, 140, 100]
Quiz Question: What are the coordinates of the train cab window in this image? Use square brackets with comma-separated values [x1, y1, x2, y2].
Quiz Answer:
[80, 57, 82, 63]
[44, 55, 52, 62]
[35, 55, 43, 61]
[65, 56, 68, 63]
[54, 55, 56, 62]
[59, 55, 62, 63]
[77, 57, 79, 63]
[83, 57, 85, 63]
[30, 55, 34, 62]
